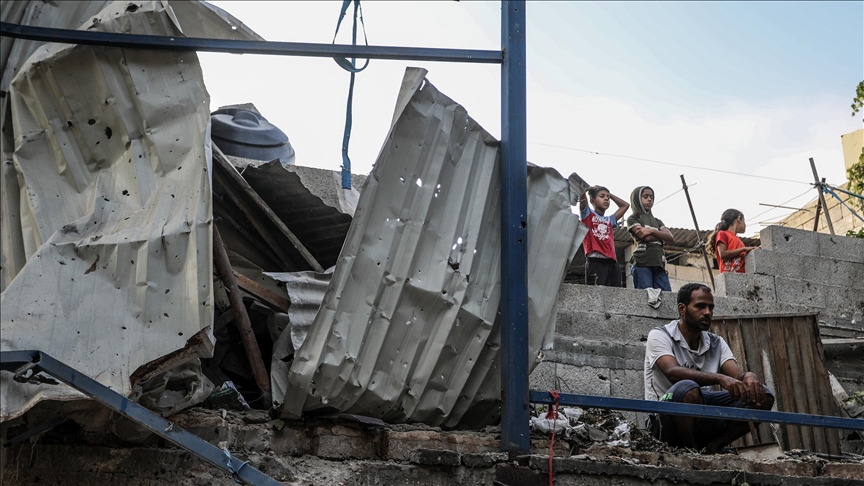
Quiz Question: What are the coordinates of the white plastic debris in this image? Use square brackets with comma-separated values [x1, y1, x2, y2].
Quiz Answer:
[606, 420, 631, 447]
[562, 407, 584, 424]
[530, 415, 570, 436]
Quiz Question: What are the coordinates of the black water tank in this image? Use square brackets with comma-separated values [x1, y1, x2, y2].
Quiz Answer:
[210, 108, 295, 166]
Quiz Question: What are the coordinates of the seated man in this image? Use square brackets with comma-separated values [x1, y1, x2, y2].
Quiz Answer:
[643, 283, 774, 453]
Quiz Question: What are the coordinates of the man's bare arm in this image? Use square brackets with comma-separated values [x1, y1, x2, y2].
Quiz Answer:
[720, 359, 768, 407]
[655, 355, 767, 406]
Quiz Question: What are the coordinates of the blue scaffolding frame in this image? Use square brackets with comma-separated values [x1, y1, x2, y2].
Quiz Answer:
[0, 0, 532, 454]
[3, 1, 859, 460]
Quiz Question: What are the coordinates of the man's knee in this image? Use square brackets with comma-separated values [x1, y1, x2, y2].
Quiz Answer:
[755, 393, 774, 411]
[664, 380, 702, 403]
[681, 387, 703, 404]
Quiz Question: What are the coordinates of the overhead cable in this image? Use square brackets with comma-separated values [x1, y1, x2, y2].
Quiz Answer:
[529, 141, 811, 185]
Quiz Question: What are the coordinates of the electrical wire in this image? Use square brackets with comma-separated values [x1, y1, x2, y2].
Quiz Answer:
[528, 141, 812, 185]
[744, 188, 814, 224]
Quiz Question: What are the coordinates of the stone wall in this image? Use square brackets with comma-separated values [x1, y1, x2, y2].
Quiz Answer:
[531, 225, 864, 419]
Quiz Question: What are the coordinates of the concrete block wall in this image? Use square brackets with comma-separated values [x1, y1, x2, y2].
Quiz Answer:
[530, 283, 812, 421]
[533, 225, 864, 420]
[730, 226, 864, 332]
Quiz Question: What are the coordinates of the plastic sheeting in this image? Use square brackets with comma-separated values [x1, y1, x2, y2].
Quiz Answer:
[0, 1, 258, 422]
[279, 68, 589, 428]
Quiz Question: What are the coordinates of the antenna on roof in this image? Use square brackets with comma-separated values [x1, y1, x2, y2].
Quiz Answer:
[680, 175, 715, 291]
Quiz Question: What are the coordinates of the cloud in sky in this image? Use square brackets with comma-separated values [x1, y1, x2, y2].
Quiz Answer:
[198, 1, 862, 234]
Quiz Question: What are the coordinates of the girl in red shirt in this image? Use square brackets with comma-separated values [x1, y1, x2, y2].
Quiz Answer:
[708, 209, 759, 273]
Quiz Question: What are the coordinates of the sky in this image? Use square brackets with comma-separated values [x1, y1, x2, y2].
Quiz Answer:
[197, 1, 863, 235]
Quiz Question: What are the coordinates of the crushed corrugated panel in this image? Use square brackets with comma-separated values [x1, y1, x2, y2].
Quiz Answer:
[268, 269, 332, 407]
[220, 156, 365, 270]
[0, 0, 259, 422]
[278, 67, 589, 428]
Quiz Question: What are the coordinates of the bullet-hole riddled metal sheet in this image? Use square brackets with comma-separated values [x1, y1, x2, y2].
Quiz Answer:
[278, 68, 589, 428]
[0, 1, 259, 422]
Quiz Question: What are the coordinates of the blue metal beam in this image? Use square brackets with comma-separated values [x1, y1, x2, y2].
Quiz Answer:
[530, 391, 864, 431]
[0, 22, 502, 64]
[0, 351, 282, 486]
[499, 0, 529, 456]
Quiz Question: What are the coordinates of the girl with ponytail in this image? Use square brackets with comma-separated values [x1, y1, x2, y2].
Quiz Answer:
[707, 209, 759, 273]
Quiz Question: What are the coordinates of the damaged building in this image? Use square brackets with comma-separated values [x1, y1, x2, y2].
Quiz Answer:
[1, 1, 863, 485]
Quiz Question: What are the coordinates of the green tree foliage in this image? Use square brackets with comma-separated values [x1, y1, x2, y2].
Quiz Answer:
[849, 80, 864, 215]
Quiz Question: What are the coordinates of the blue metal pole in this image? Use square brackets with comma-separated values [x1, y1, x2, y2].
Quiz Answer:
[0, 22, 502, 64]
[530, 392, 864, 431]
[0, 351, 281, 486]
[500, 0, 529, 456]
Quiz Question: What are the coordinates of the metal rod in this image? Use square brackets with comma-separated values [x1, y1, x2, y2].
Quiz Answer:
[500, 0, 529, 457]
[0, 351, 281, 486]
[812, 178, 825, 232]
[529, 391, 864, 431]
[2, 417, 70, 448]
[679, 175, 715, 290]
[0, 21, 502, 64]
[809, 159, 835, 235]
[758, 203, 807, 211]
[212, 226, 272, 406]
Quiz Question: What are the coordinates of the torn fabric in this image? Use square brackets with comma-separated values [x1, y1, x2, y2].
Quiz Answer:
[280, 68, 588, 427]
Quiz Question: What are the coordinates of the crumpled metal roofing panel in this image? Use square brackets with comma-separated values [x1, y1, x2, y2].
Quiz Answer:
[0, 0, 258, 421]
[277, 68, 588, 428]
[226, 158, 365, 270]
[611, 226, 760, 250]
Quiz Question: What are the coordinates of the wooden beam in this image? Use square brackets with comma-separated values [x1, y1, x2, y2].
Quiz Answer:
[212, 226, 271, 404]
[212, 147, 324, 272]
[233, 271, 291, 314]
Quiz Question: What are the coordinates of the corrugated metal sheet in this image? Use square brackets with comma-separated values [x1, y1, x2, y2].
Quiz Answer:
[0, 0, 259, 422]
[277, 68, 588, 428]
[611, 227, 760, 250]
[226, 158, 366, 270]
[712, 313, 842, 454]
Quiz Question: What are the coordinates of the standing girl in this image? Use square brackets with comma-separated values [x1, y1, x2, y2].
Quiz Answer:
[579, 185, 630, 286]
[627, 186, 674, 291]
[708, 209, 759, 273]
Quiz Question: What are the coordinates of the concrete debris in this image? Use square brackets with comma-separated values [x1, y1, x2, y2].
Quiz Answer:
[4, 406, 863, 485]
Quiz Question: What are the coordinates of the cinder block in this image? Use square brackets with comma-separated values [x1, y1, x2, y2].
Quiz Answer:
[745, 249, 802, 279]
[818, 232, 864, 264]
[462, 452, 506, 468]
[410, 448, 460, 466]
[713, 295, 810, 317]
[774, 276, 827, 309]
[310, 425, 377, 460]
[823, 462, 864, 479]
[557, 284, 678, 320]
[384, 430, 442, 461]
[443, 432, 499, 454]
[529, 362, 611, 396]
[759, 225, 819, 257]
[823, 285, 864, 320]
[546, 335, 645, 370]
[554, 311, 668, 343]
[746, 250, 864, 289]
[610, 368, 645, 400]
[270, 427, 311, 456]
[235, 428, 273, 452]
[714, 273, 776, 302]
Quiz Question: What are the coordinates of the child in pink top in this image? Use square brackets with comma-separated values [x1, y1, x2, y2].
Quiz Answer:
[708, 209, 759, 273]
